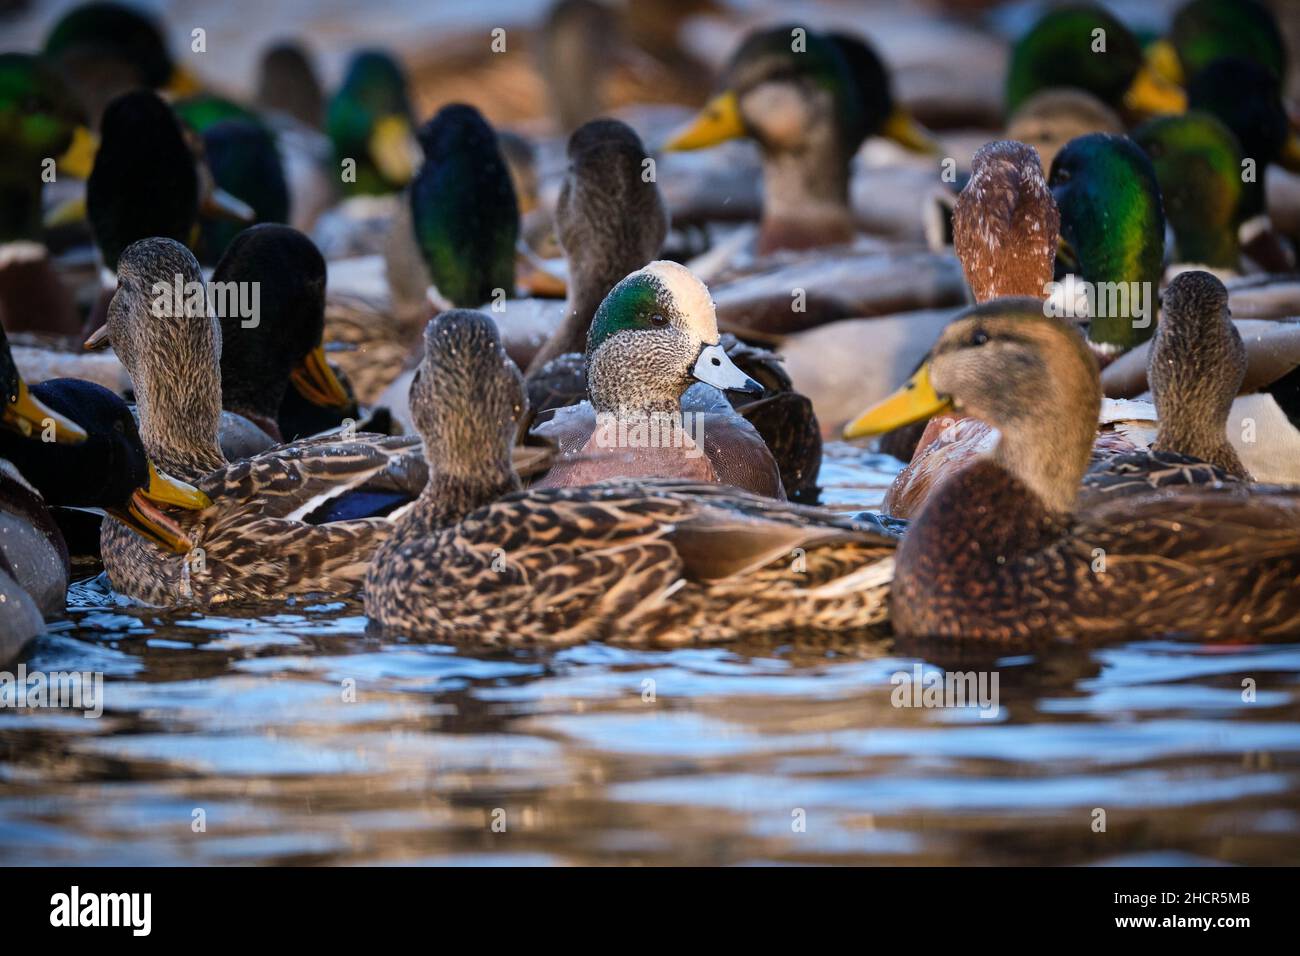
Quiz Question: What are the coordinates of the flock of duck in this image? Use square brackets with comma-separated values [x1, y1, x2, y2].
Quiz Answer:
[2, 0, 1300, 659]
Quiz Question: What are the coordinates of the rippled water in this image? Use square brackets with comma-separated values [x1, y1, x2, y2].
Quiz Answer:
[3, 446, 1299, 866]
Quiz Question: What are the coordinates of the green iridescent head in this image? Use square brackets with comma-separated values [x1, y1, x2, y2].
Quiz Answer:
[1134, 111, 1242, 269]
[1049, 133, 1166, 349]
[587, 261, 760, 413]
[0, 53, 87, 240]
[193, 119, 289, 265]
[1187, 57, 1296, 218]
[327, 50, 416, 196]
[1171, 0, 1286, 83]
[172, 94, 261, 134]
[1006, 6, 1145, 113]
[410, 104, 517, 308]
[43, 1, 175, 90]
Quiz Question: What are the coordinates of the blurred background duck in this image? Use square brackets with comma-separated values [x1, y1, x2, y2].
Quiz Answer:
[311, 50, 419, 259]
[211, 224, 359, 453]
[0, 53, 95, 339]
[364, 310, 897, 646]
[852, 299, 1300, 643]
[40, 1, 201, 127]
[663, 23, 937, 256]
[92, 237, 421, 607]
[529, 261, 782, 499]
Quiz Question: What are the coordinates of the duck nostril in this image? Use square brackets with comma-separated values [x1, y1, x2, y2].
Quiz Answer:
[712, 357, 720, 366]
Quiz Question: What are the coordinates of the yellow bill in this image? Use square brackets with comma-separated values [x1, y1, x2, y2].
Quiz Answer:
[842, 363, 951, 439]
[290, 345, 352, 410]
[2, 379, 88, 444]
[1279, 131, 1300, 173]
[1144, 39, 1184, 87]
[43, 194, 88, 230]
[164, 64, 204, 98]
[663, 91, 744, 151]
[56, 125, 98, 179]
[116, 462, 212, 553]
[1123, 61, 1188, 117]
[370, 114, 419, 185]
[880, 107, 940, 154]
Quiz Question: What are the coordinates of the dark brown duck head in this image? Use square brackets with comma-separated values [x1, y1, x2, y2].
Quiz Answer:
[1150, 270, 1249, 477]
[953, 140, 1059, 304]
[528, 118, 669, 373]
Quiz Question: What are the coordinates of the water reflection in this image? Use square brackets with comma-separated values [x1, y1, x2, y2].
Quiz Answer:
[1, 448, 1298, 865]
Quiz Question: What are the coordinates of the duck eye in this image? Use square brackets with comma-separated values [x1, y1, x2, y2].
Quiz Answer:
[649, 313, 667, 326]
[971, 330, 989, 346]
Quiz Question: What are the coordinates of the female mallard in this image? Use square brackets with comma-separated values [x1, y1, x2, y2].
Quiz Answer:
[849, 298, 1300, 642]
[93, 238, 421, 607]
[364, 310, 897, 645]
[663, 24, 935, 254]
[212, 224, 357, 444]
[1083, 270, 1250, 493]
[529, 261, 783, 499]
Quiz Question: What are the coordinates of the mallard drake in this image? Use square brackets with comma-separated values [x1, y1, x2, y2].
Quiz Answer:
[327, 50, 418, 199]
[173, 90, 335, 242]
[663, 24, 935, 254]
[1049, 132, 1167, 355]
[407, 104, 519, 310]
[1005, 5, 1186, 119]
[42, 1, 202, 127]
[364, 310, 897, 645]
[1154, 0, 1287, 90]
[529, 261, 784, 498]
[0, 53, 95, 338]
[86, 89, 253, 274]
[1132, 111, 1245, 271]
[846, 298, 1300, 642]
[212, 224, 357, 445]
[92, 237, 421, 607]
[169, 97, 291, 265]
[0, 330, 205, 659]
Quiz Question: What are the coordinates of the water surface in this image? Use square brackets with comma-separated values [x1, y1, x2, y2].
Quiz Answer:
[2, 447, 1298, 866]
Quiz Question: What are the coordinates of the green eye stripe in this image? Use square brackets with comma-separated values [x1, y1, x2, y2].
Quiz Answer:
[587, 274, 671, 353]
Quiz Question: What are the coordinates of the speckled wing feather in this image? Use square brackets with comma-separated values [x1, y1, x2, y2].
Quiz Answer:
[1081, 449, 1240, 499]
[103, 433, 423, 607]
[366, 479, 897, 645]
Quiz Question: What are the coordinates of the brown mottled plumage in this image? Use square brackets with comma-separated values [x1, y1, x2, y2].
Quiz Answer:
[1084, 271, 1250, 495]
[365, 310, 897, 645]
[953, 140, 1059, 303]
[892, 300, 1300, 642]
[98, 238, 422, 607]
